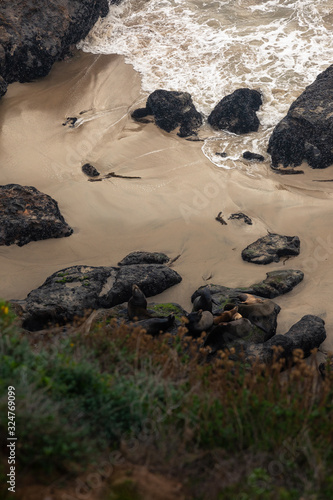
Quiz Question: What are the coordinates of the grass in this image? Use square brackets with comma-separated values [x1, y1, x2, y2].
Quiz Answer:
[0, 300, 333, 499]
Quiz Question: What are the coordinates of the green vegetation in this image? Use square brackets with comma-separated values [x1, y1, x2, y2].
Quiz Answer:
[0, 300, 333, 499]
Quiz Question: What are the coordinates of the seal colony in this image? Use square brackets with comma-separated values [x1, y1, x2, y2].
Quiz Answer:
[0, 0, 332, 363]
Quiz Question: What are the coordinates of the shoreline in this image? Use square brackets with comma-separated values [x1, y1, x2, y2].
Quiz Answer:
[0, 50, 332, 351]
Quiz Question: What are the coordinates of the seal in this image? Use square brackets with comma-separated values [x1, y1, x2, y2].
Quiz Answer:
[186, 310, 214, 336]
[133, 314, 175, 336]
[127, 284, 150, 320]
[192, 288, 217, 313]
[237, 293, 264, 305]
[213, 306, 239, 325]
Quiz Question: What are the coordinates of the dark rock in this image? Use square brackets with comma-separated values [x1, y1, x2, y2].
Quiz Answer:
[0, 0, 112, 84]
[118, 251, 170, 266]
[243, 151, 265, 162]
[131, 89, 203, 137]
[250, 270, 304, 298]
[228, 212, 253, 225]
[268, 65, 333, 169]
[15, 262, 182, 331]
[0, 184, 73, 247]
[241, 233, 300, 265]
[94, 263, 182, 310]
[19, 265, 118, 331]
[0, 75, 7, 97]
[208, 88, 262, 134]
[82, 163, 100, 177]
[131, 108, 153, 123]
[283, 314, 326, 358]
[247, 315, 326, 363]
[215, 152, 228, 158]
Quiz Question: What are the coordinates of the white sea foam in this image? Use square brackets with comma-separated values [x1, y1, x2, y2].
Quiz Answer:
[78, 0, 333, 170]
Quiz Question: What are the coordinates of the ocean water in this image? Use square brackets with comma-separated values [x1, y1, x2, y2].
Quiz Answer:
[78, 0, 333, 170]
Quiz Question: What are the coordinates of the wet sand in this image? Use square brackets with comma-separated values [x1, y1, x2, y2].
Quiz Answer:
[0, 51, 333, 352]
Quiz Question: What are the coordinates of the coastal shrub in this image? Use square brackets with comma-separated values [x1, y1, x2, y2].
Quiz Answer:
[0, 303, 332, 498]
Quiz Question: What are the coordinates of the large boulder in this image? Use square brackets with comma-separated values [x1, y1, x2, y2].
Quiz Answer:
[191, 268, 304, 315]
[208, 88, 262, 134]
[0, 0, 113, 85]
[131, 89, 203, 137]
[248, 315, 326, 363]
[268, 65, 333, 169]
[0, 184, 73, 246]
[250, 269, 304, 298]
[13, 261, 182, 331]
[241, 233, 300, 265]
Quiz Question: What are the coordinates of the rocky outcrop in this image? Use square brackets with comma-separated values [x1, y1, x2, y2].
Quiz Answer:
[247, 315, 326, 363]
[118, 251, 170, 266]
[0, 0, 113, 86]
[191, 269, 304, 314]
[208, 88, 262, 134]
[250, 270, 304, 298]
[0, 184, 73, 246]
[131, 90, 203, 137]
[14, 260, 182, 331]
[241, 233, 300, 265]
[268, 65, 333, 169]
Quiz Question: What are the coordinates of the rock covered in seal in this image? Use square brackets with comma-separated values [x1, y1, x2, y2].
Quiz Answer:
[131, 89, 203, 137]
[0, 184, 73, 247]
[267, 64, 333, 169]
[208, 88, 262, 134]
[241, 233, 300, 265]
[14, 260, 182, 331]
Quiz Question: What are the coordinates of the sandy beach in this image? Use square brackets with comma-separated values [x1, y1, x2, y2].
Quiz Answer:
[0, 51, 333, 351]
